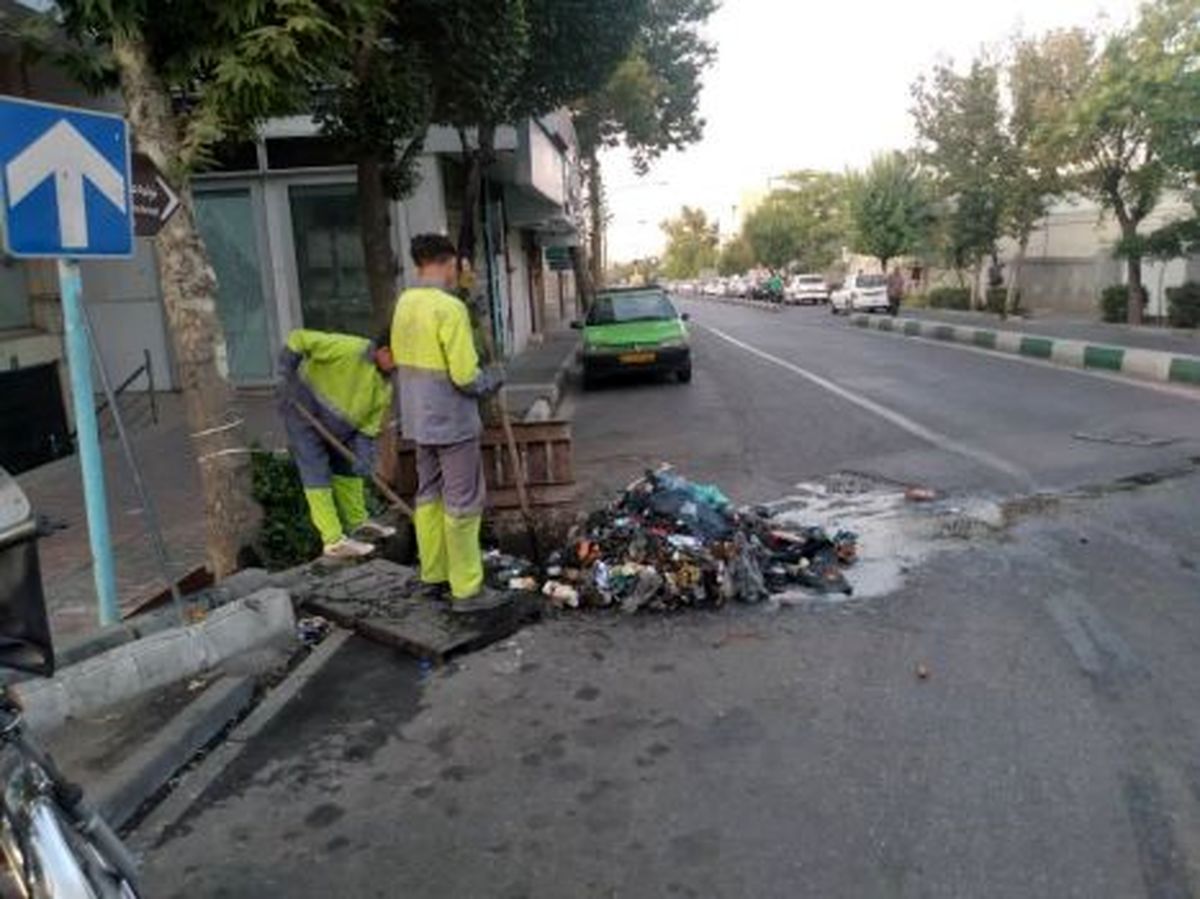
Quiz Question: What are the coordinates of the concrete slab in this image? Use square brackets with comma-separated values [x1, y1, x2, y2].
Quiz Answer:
[294, 559, 539, 662]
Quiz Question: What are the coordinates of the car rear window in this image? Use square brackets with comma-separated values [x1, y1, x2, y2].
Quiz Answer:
[857, 275, 887, 288]
[796, 275, 824, 284]
[589, 292, 678, 324]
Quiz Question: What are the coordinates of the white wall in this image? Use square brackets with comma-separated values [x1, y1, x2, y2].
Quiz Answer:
[80, 240, 174, 390]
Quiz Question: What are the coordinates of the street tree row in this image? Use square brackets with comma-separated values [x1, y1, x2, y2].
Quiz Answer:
[2, 0, 715, 576]
[661, 0, 1198, 324]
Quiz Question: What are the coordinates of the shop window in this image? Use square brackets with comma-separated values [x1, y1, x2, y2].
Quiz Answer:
[289, 184, 370, 337]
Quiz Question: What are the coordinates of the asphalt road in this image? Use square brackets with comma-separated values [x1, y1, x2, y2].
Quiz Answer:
[140, 301, 1200, 899]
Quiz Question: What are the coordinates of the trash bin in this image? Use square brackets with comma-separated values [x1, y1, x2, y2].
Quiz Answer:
[0, 467, 54, 676]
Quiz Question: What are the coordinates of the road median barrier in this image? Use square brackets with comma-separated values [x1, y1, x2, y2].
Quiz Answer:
[849, 314, 1200, 389]
[688, 294, 784, 313]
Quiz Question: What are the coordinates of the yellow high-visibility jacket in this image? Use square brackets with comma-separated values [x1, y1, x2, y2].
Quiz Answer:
[390, 284, 488, 444]
[282, 330, 392, 437]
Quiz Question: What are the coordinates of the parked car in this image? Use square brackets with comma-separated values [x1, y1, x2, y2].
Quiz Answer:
[831, 273, 890, 314]
[574, 286, 692, 388]
[786, 274, 831, 305]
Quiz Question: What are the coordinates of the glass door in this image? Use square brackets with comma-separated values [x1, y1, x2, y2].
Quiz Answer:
[193, 189, 274, 382]
[289, 184, 370, 337]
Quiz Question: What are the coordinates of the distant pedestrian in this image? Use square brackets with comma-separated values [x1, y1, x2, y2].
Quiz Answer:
[279, 329, 397, 560]
[887, 266, 905, 317]
[390, 235, 505, 611]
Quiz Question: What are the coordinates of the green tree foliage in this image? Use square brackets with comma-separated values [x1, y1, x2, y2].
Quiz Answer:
[744, 171, 849, 273]
[407, 0, 644, 267]
[312, 1, 434, 331]
[1141, 0, 1200, 260]
[53, 0, 340, 170]
[34, 0, 346, 574]
[1044, 0, 1197, 323]
[912, 58, 1007, 300]
[574, 0, 716, 285]
[999, 28, 1091, 311]
[718, 236, 755, 276]
[660, 206, 718, 279]
[847, 152, 934, 272]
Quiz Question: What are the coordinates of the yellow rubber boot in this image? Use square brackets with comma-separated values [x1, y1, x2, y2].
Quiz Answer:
[414, 498, 449, 586]
[445, 511, 484, 600]
[303, 488, 343, 546]
[331, 475, 368, 532]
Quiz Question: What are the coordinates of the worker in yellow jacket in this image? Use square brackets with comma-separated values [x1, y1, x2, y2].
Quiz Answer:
[279, 328, 397, 560]
[391, 234, 504, 611]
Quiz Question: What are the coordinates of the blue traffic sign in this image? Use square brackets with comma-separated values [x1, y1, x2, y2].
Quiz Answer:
[0, 96, 133, 259]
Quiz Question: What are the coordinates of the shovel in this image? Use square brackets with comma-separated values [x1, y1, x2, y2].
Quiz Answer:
[290, 400, 414, 519]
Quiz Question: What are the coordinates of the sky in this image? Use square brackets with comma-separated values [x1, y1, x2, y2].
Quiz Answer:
[602, 0, 1144, 264]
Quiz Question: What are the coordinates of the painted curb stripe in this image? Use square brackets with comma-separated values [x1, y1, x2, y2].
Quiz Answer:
[1020, 336, 1053, 359]
[1170, 358, 1200, 385]
[973, 330, 996, 349]
[1083, 345, 1125, 371]
[853, 315, 1200, 389]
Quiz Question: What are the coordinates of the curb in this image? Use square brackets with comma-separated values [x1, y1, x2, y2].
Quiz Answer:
[849, 314, 1200, 388]
[130, 627, 353, 853]
[508, 341, 579, 422]
[16, 588, 296, 734]
[93, 675, 255, 830]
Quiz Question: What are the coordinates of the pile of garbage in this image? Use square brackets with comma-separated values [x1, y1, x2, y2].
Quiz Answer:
[487, 466, 859, 613]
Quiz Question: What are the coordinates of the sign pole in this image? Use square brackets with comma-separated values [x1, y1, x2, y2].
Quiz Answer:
[57, 258, 119, 626]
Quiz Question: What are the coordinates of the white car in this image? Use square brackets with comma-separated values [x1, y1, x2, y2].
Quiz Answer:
[786, 274, 831, 305]
[830, 273, 890, 314]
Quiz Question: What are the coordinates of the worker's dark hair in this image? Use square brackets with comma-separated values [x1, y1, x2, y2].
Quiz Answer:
[411, 233, 457, 266]
[373, 329, 391, 351]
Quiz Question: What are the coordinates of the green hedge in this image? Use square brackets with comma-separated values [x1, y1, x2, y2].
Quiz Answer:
[1167, 282, 1200, 329]
[1099, 284, 1130, 323]
[928, 287, 971, 310]
[251, 449, 321, 569]
[985, 287, 1020, 314]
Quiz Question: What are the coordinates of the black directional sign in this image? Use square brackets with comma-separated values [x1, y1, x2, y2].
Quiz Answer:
[131, 153, 181, 237]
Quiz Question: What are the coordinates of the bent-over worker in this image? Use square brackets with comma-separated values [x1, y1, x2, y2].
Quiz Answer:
[390, 234, 504, 611]
[279, 328, 397, 560]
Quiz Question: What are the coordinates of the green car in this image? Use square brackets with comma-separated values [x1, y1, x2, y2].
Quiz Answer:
[574, 286, 692, 389]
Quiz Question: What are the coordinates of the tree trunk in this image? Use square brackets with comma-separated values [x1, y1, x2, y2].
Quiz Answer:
[457, 125, 495, 272]
[970, 259, 984, 310]
[1125, 227, 1146, 326]
[570, 245, 595, 316]
[1005, 238, 1026, 320]
[585, 149, 605, 289]
[357, 151, 398, 335]
[112, 33, 258, 577]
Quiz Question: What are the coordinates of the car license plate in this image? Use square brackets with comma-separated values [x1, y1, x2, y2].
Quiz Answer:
[619, 352, 656, 364]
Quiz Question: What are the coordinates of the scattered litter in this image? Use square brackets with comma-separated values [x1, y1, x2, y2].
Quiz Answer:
[915, 662, 930, 680]
[542, 580, 580, 609]
[297, 615, 330, 645]
[488, 466, 861, 613]
[905, 486, 937, 502]
[186, 677, 208, 692]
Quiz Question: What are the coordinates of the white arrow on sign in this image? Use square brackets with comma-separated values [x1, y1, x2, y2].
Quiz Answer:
[4, 119, 127, 249]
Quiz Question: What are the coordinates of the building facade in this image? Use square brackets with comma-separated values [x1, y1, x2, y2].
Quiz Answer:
[1, 4, 581, 470]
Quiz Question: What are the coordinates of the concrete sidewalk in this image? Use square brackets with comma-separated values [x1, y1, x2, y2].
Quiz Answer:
[18, 331, 579, 646]
[901, 307, 1200, 355]
[502, 329, 579, 420]
[17, 394, 286, 645]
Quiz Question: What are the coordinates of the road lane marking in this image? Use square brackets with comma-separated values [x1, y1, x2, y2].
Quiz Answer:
[700, 323, 1034, 486]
